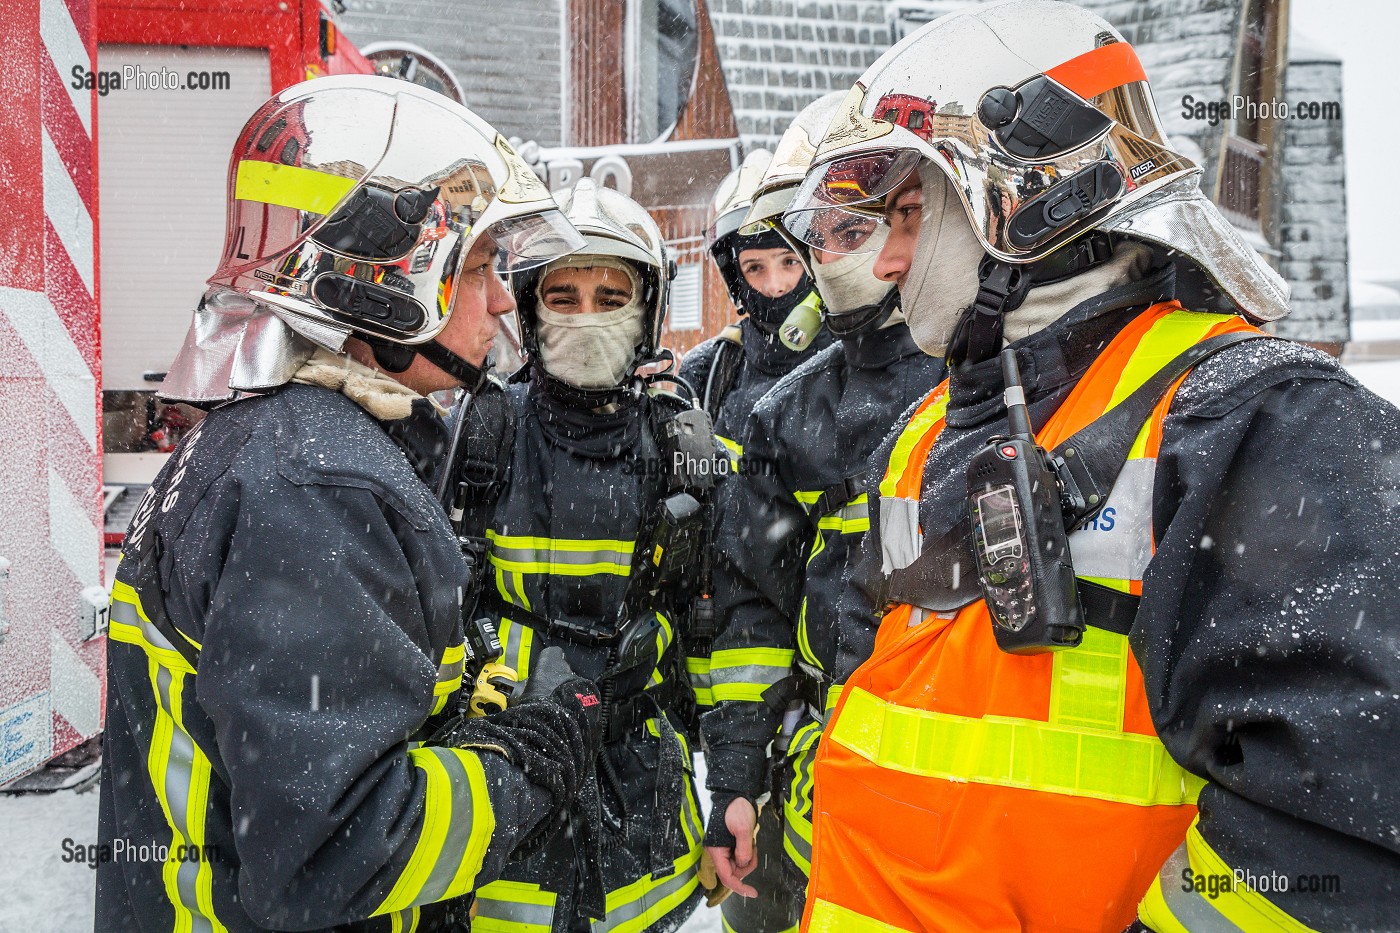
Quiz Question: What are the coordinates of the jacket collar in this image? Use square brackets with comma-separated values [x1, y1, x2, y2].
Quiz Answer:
[842, 320, 924, 370]
[945, 263, 1177, 428]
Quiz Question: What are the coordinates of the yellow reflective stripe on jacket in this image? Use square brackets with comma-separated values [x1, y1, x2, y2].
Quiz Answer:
[1138, 819, 1322, 933]
[686, 655, 714, 707]
[374, 747, 496, 914]
[808, 898, 915, 933]
[486, 530, 636, 577]
[830, 685, 1205, 807]
[145, 656, 227, 933]
[387, 908, 420, 933]
[783, 721, 822, 879]
[109, 580, 198, 675]
[473, 880, 557, 933]
[710, 647, 796, 703]
[816, 495, 870, 534]
[717, 435, 743, 462]
[432, 641, 467, 715]
[234, 160, 357, 214]
[497, 619, 535, 681]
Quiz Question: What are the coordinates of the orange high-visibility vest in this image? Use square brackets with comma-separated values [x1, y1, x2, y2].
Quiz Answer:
[803, 304, 1259, 933]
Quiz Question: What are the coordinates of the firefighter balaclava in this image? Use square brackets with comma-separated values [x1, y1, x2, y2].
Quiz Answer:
[534, 255, 647, 390]
[514, 179, 673, 394]
[811, 248, 906, 330]
[708, 150, 817, 333]
[785, 0, 1289, 365]
[162, 74, 583, 405]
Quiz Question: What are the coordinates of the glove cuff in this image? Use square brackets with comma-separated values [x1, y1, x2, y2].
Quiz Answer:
[703, 791, 752, 848]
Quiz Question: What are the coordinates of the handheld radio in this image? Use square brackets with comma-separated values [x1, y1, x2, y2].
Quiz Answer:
[966, 349, 1085, 653]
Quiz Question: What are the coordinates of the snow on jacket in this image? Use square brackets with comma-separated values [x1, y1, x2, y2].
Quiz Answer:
[835, 266, 1400, 928]
[98, 383, 551, 933]
[700, 322, 944, 801]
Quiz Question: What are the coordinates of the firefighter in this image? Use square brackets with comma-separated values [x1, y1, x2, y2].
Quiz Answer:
[782, 3, 1400, 931]
[699, 93, 947, 933]
[678, 149, 834, 459]
[98, 76, 603, 933]
[677, 149, 837, 735]
[458, 178, 724, 933]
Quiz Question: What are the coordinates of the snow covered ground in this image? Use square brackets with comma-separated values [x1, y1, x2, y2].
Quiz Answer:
[7, 352, 1400, 933]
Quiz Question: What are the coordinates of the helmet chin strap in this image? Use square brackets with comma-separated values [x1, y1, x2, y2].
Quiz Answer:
[825, 286, 899, 339]
[369, 336, 488, 392]
[945, 231, 1114, 369]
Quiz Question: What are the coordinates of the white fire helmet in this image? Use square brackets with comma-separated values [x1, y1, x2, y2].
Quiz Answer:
[514, 177, 675, 368]
[783, 0, 1289, 325]
[162, 74, 583, 403]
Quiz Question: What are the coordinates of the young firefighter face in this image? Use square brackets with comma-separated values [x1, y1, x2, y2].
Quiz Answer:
[737, 245, 805, 298]
[539, 264, 636, 315]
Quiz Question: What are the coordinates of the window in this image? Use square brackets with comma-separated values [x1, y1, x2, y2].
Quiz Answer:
[669, 263, 703, 330]
[628, 0, 699, 142]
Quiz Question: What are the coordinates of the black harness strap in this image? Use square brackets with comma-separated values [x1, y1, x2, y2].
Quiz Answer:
[702, 325, 745, 424]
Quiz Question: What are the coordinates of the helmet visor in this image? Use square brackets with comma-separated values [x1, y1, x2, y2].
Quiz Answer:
[788, 149, 922, 213]
[782, 204, 890, 256]
[489, 209, 585, 274]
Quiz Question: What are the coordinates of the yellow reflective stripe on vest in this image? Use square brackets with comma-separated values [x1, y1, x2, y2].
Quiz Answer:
[1139, 820, 1323, 933]
[496, 619, 535, 681]
[487, 531, 636, 577]
[710, 647, 796, 703]
[375, 747, 496, 914]
[718, 435, 743, 462]
[1049, 626, 1128, 732]
[808, 898, 916, 933]
[878, 386, 949, 500]
[1109, 312, 1238, 411]
[473, 880, 558, 933]
[830, 685, 1205, 807]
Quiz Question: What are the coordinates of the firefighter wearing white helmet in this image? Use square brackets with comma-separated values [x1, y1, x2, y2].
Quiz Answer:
[697, 92, 946, 933]
[787, 3, 1400, 932]
[678, 149, 832, 461]
[99, 75, 604, 933]
[452, 178, 726, 932]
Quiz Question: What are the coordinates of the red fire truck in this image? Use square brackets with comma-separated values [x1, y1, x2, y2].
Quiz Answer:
[0, 0, 371, 789]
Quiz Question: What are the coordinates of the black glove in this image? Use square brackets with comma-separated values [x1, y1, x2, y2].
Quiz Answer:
[430, 647, 607, 918]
